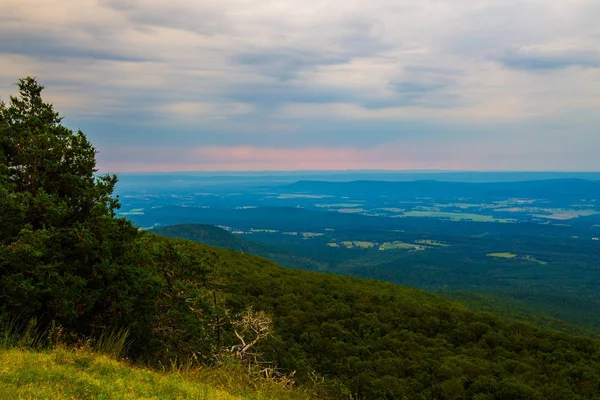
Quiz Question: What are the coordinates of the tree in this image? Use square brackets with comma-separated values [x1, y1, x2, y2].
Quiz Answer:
[0, 77, 142, 332]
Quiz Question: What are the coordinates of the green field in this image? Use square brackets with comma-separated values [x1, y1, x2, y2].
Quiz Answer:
[415, 239, 450, 247]
[337, 208, 365, 214]
[341, 241, 376, 249]
[315, 203, 362, 208]
[522, 255, 548, 265]
[276, 194, 329, 199]
[301, 232, 324, 238]
[487, 253, 548, 265]
[404, 211, 516, 223]
[379, 241, 422, 250]
[487, 252, 518, 258]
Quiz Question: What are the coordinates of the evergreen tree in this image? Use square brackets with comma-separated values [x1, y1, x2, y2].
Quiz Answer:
[0, 77, 142, 330]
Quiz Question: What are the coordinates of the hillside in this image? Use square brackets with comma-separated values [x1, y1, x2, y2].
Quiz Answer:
[145, 235, 600, 399]
[150, 224, 600, 337]
[153, 224, 256, 253]
[0, 347, 310, 400]
[152, 224, 326, 272]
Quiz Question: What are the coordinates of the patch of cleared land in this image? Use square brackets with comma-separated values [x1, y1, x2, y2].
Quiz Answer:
[487, 252, 548, 265]
[415, 239, 450, 247]
[522, 255, 548, 265]
[282, 232, 298, 236]
[434, 203, 482, 209]
[327, 243, 339, 247]
[250, 228, 278, 233]
[316, 203, 363, 208]
[302, 232, 324, 238]
[275, 194, 330, 199]
[496, 207, 599, 220]
[379, 241, 423, 251]
[404, 211, 516, 223]
[337, 208, 365, 214]
[487, 252, 518, 258]
[341, 241, 376, 249]
[533, 210, 599, 220]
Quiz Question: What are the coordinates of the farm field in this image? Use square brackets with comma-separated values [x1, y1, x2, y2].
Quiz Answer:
[403, 211, 517, 223]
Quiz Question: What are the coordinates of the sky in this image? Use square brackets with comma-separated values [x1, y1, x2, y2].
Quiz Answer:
[1, 0, 600, 172]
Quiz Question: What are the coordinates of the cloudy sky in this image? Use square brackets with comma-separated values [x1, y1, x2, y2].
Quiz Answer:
[1, 0, 599, 172]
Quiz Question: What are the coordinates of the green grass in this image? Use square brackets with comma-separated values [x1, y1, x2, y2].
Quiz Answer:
[487, 252, 518, 259]
[0, 348, 313, 400]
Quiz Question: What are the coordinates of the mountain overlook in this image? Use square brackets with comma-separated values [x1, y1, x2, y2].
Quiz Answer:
[2, 79, 600, 399]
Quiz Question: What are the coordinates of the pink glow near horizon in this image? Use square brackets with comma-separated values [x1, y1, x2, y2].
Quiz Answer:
[96, 145, 477, 173]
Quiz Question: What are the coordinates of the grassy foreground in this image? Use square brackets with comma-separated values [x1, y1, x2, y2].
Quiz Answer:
[0, 348, 314, 400]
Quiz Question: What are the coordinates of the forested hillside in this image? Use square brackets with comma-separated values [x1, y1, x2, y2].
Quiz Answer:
[151, 223, 600, 338]
[2, 78, 600, 399]
[154, 224, 257, 253]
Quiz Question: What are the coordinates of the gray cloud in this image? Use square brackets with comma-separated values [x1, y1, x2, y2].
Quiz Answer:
[388, 81, 447, 94]
[226, 82, 351, 106]
[0, 30, 153, 62]
[231, 17, 393, 80]
[98, 0, 230, 36]
[494, 47, 600, 70]
[233, 50, 350, 81]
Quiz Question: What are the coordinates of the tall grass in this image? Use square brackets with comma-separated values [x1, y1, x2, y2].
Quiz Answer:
[0, 313, 131, 358]
[0, 315, 320, 399]
[0, 314, 45, 350]
[94, 327, 131, 357]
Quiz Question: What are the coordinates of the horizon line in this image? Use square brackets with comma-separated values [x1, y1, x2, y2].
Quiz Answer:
[100, 169, 600, 175]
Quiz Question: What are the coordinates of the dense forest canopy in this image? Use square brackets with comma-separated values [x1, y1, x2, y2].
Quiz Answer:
[2, 78, 600, 399]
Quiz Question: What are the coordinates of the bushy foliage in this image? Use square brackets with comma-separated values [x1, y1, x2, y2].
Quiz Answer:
[0, 79, 155, 341]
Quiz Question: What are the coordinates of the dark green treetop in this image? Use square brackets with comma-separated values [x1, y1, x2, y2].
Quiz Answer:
[0, 77, 143, 328]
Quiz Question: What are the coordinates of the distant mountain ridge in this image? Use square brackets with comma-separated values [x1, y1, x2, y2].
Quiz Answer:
[114, 172, 600, 194]
[286, 178, 600, 201]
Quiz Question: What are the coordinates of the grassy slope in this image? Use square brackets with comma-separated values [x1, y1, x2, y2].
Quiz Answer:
[0, 348, 312, 400]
